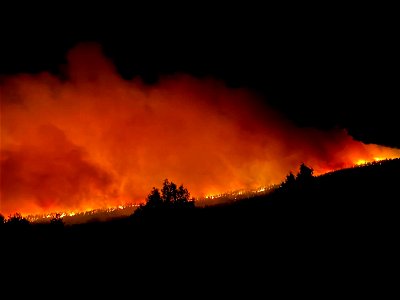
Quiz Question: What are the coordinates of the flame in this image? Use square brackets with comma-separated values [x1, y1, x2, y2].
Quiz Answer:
[24, 203, 138, 223]
[356, 159, 368, 166]
[1, 43, 399, 216]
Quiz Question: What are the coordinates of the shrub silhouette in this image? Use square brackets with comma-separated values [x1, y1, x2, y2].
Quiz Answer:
[5, 213, 30, 227]
[134, 179, 195, 218]
[50, 213, 64, 228]
[4, 213, 31, 236]
[283, 172, 296, 188]
[281, 163, 314, 190]
[297, 163, 314, 184]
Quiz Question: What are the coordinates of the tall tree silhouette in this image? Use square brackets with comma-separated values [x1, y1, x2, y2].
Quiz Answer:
[176, 184, 191, 206]
[146, 187, 163, 208]
[162, 179, 177, 204]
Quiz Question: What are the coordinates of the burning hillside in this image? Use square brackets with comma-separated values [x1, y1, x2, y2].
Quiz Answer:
[1, 43, 399, 216]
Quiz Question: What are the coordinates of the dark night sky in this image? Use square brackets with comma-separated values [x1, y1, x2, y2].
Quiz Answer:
[1, 6, 399, 148]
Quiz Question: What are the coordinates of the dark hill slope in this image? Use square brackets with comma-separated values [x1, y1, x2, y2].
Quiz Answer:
[197, 159, 399, 243]
[2, 159, 399, 273]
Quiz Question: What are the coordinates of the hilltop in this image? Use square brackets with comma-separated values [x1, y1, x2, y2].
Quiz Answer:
[2, 159, 399, 268]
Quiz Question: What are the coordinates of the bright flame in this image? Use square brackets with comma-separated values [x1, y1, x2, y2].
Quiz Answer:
[1, 43, 399, 216]
[24, 203, 139, 223]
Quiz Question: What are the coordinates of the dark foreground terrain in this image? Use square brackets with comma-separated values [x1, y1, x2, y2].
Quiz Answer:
[1, 159, 399, 287]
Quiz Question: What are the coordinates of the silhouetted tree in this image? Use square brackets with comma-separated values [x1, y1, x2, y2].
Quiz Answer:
[298, 163, 313, 177]
[162, 179, 178, 204]
[296, 163, 314, 186]
[283, 172, 296, 189]
[162, 179, 194, 208]
[146, 187, 163, 208]
[176, 184, 191, 206]
[134, 179, 195, 218]
[279, 163, 315, 194]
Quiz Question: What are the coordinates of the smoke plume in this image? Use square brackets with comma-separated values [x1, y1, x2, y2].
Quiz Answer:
[1, 43, 399, 215]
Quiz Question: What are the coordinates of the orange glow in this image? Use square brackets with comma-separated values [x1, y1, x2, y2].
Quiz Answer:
[357, 160, 367, 165]
[1, 43, 399, 216]
[24, 204, 138, 223]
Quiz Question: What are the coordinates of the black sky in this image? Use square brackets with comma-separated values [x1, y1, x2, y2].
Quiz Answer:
[1, 6, 399, 148]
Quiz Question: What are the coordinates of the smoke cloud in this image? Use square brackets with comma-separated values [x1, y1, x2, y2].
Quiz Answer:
[1, 43, 399, 215]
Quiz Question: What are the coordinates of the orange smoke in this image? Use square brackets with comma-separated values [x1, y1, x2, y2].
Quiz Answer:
[1, 43, 399, 216]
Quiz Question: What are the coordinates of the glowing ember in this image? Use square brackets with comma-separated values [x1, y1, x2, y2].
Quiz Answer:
[24, 203, 139, 223]
[1, 43, 399, 216]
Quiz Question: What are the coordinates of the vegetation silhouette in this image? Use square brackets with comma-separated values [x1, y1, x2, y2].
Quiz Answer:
[132, 179, 195, 231]
[0, 159, 399, 271]
[135, 179, 194, 212]
[297, 162, 314, 182]
[48, 213, 65, 237]
[281, 163, 314, 190]
[5, 212, 30, 228]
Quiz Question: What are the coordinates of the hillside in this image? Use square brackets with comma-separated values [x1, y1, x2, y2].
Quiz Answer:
[2, 159, 399, 269]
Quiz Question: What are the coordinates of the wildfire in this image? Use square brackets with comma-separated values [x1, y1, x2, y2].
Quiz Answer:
[1, 43, 399, 217]
[355, 157, 384, 166]
[24, 203, 139, 223]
